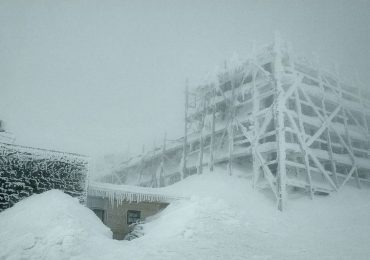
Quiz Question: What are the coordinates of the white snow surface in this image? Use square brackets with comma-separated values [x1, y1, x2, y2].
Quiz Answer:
[1, 168, 370, 259]
[0, 190, 112, 260]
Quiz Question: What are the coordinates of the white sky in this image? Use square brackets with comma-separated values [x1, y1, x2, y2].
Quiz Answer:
[1, 0, 370, 157]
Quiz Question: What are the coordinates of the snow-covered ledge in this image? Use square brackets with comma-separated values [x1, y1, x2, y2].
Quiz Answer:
[88, 181, 187, 205]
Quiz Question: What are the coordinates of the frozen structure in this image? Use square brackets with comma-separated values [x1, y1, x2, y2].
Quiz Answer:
[87, 181, 183, 239]
[110, 37, 370, 210]
[0, 142, 89, 211]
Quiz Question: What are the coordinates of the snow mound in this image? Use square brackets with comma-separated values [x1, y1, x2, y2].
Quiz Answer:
[125, 168, 370, 259]
[0, 190, 112, 260]
[2, 169, 370, 259]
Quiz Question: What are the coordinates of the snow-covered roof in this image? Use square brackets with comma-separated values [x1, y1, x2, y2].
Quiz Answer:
[88, 181, 187, 204]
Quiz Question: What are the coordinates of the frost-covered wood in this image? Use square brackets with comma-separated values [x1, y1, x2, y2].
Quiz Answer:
[0, 142, 88, 211]
[110, 37, 370, 210]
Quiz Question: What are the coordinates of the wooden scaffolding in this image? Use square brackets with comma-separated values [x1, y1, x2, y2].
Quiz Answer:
[114, 37, 370, 210]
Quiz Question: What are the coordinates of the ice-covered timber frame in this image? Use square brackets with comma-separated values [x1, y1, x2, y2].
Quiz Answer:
[115, 37, 370, 211]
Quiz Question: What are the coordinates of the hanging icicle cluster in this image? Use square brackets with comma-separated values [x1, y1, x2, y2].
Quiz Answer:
[88, 181, 185, 205]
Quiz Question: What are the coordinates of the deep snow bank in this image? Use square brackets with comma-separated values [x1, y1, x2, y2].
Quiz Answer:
[125, 168, 370, 259]
[1, 168, 370, 260]
[0, 190, 112, 260]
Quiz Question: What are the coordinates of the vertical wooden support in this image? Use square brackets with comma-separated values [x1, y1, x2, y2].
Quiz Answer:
[228, 79, 236, 176]
[274, 33, 287, 211]
[209, 87, 216, 172]
[354, 76, 370, 183]
[159, 132, 166, 187]
[228, 123, 234, 176]
[360, 99, 370, 175]
[295, 88, 314, 199]
[197, 95, 206, 175]
[288, 41, 313, 197]
[324, 111, 338, 186]
[252, 70, 260, 188]
[319, 72, 338, 186]
[336, 69, 360, 188]
[137, 160, 144, 185]
[275, 92, 286, 211]
[360, 101, 370, 138]
[357, 78, 370, 160]
[138, 144, 147, 185]
[137, 148, 146, 185]
[182, 83, 189, 179]
[342, 108, 361, 188]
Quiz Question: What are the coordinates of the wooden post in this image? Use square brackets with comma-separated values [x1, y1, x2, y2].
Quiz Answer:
[209, 87, 216, 172]
[137, 147, 146, 186]
[182, 82, 189, 179]
[318, 71, 338, 187]
[295, 87, 314, 199]
[289, 47, 314, 198]
[274, 33, 287, 211]
[228, 79, 236, 176]
[356, 76, 370, 166]
[252, 70, 260, 188]
[197, 95, 206, 175]
[343, 108, 361, 188]
[159, 132, 166, 187]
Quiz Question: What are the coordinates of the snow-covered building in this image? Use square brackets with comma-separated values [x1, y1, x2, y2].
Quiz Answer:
[87, 182, 183, 239]
[106, 37, 370, 210]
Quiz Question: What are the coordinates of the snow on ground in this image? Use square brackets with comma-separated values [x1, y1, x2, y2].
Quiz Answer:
[0, 190, 113, 260]
[1, 168, 370, 259]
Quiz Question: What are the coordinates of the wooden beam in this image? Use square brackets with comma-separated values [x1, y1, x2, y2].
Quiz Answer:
[305, 105, 341, 147]
[285, 109, 337, 190]
[299, 85, 355, 160]
[273, 34, 287, 211]
[228, 78, 236, 176]
[340, 166, 357, 188]
[282, 75, 303, 104]
[318, 71, 339, 186]
[294, 87, 314, 199]
[209, 87, 216, 172]
[236, 118, 277, 198]
[342, 109, 361, 188]
[159, 132, 166, 187]
[252, 69, 260, 188]
[197, 96, 206, 175]
[181, 83, 189, 179]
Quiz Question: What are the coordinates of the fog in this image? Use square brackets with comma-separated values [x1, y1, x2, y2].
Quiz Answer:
[1, 0, 370, 157]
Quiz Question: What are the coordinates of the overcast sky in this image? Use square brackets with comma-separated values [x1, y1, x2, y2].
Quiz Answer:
[1, 0, 370, 157]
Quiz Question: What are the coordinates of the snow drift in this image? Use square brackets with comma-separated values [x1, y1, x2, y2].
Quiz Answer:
[0, 190, 112, 260]
[1, 168, 370, 259]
